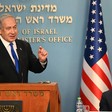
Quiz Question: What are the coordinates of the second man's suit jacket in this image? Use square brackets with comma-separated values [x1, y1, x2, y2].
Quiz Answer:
[99, 89, 112, 111]
[0, 39, 47, 83]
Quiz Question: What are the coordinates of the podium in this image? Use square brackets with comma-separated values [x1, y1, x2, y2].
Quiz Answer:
[0, 82, 61, 112]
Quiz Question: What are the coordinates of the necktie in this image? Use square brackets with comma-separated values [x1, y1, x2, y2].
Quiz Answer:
[10, 43, 19, 73]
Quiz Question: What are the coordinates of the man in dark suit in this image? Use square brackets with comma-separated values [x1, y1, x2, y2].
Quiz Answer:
[99, 89, 112, 111]
[0, 13, 48, 83]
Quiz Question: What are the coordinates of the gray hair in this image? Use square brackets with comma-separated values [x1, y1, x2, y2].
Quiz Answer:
[0, 13, 16, 29]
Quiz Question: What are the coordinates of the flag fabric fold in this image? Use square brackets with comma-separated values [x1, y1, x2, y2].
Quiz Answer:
[80, 0, 112, 111]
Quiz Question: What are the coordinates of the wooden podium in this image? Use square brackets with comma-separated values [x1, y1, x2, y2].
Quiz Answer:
[0, 82, 61, 112]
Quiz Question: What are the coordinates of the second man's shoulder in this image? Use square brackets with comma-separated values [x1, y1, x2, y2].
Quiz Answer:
[103, 89, 112, 96]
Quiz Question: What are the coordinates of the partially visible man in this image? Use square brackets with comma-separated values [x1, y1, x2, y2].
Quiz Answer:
[0, 13, 48, 83]
[99, 89, 112, 111]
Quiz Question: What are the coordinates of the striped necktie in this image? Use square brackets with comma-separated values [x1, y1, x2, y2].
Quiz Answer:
[9, 43, 19, 73]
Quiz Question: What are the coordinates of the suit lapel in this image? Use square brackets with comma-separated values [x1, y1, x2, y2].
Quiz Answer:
[15, 40, 24, 74]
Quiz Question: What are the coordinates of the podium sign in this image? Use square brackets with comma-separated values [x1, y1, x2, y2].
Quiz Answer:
[0, 82, 61, 112]
[0, 100, 22, 112]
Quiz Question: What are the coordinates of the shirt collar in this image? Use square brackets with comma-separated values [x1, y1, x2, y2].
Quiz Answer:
[0, 35, 17, 49]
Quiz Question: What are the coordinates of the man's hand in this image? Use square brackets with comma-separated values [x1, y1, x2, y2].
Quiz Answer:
[38, 46, 48, 63]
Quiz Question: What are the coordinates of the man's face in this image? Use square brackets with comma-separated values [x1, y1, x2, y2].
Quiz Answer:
[0, 17, 18, 42]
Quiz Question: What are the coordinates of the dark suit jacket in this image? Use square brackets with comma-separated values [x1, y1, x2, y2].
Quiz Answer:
[0, 39, 47, 83]
[99, 89, 112, 111]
